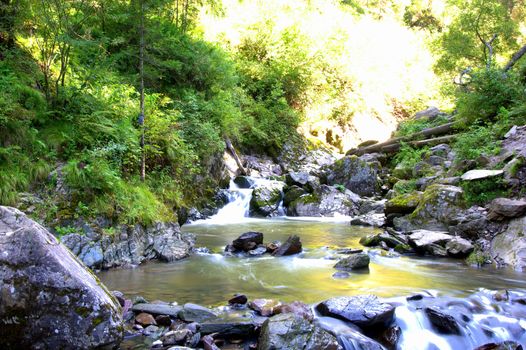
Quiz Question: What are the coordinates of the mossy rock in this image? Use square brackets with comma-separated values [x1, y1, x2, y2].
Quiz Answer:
[385, 191, 423, 215]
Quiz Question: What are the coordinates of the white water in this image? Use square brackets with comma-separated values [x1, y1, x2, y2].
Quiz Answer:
[205, 179, 254, 224]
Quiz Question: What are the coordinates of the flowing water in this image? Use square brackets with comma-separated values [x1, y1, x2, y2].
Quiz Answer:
[98, 179, 526, 349]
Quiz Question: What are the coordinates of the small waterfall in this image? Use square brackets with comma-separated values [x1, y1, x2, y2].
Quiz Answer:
[206, 179, 254, 223]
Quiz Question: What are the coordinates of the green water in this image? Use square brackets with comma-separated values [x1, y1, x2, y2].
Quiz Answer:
[98, 218, 526, 306]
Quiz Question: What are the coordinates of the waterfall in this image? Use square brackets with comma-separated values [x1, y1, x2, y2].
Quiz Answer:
[206, 179, 254, 223]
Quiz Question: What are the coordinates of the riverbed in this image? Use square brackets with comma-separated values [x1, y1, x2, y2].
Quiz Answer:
[98, 217, 526, 306]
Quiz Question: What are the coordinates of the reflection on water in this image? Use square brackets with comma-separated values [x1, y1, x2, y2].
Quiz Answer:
[98, 218, 526, 306]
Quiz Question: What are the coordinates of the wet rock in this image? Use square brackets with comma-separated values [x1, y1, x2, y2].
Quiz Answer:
[266, 240, 281, 253]
[336, 248, 363, 254]
[232, 231, 264, 252]
[200, 315, 262, 336]
[316, 295, 395, 330]
[274, 301, 314, 322]
[424, 307, 461, 335]
[491, 216, 526, 271]
[445, 237, 474, 258]
[334, 253, 370, 270]
[461, 169, 504, 181]
[132, 303, 183, 317]
[332, 271, 351, 279]
[136, 312, 157, 326]
[408, 230, 452, 255]
[0, 206, 123, 349]
[487, 198, 526, 221]
[202, 334, 220, 350]
[350, 213, 386, 227]
[286, 172, 310, 187]
[272, 235, 302, 256]
[249, 246, 268, 256]
[178, 303, 217, 323]
[379, 325, 401, 350]
[233, 176, 254, 189]
[249, 299, 281, 317]
[250, 181, 285, 217]
[326, 155, 381, 197]
[474, 341, 524, 350]
[113, 290, 126, 307]
[258, 313, 341, 350]
[228, 294, 248, 305]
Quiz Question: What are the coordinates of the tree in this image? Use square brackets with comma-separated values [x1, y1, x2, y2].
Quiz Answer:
[434, 0, 522, 74]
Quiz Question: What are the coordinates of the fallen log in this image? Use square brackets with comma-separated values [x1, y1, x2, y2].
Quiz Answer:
[346, 122, 457, 156]
[380, 134, 458, 153]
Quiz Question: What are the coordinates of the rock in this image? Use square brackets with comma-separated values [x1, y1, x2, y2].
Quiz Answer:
[155, 314, 172, 327]
[393, 185, 465, 232]
[272, 235, 302, 256]
[0, 206, 122, 349]
[200, 317, 259, 336]
[258, 313, 341, 350]
[332, 271, 350, 279]
[132, 303, 183, 317]
[112, 290, 126, 307]
[316, 295, 395, 330]
[359, 231, 406, 249]
[424, 307, 461, 335]
[274, 301, 314, 322]
[266, 240, 281, 253]
[350, 213, 386, 227]
[228, 294, 248, 305]
[413, 106, 443, 120]
[233, 176, 254, 189]
[287, 185, 360, 217]
[232, 231, 264, 252]
[136, 312, 157, 326]
[487, 198, 526, 221]
[162, 329, 192, 346]
[408, 230, 452, 255]
[504, 125, 518, 139]
[250, 181, 285, 217]
[283, 185, 307, 206]
[379, 325, 401, 349]
[385, 192, 423, 215]
[334, 253, 370, 270]
[326, 155, 381, 197]
[445, 237, 474, 258]
[178, 303, 217, 323]
[285, 172, 310, 187]
[491, 216, 526, 271]
[61, 233, 104, 268]
[474, 341, 524, 350]
[249, 246, 268, 256]
[202, 334, 220, 350]
[336, 248, 363, 254]
[249, 299, 281, 317]
[461, 169, 504, 181]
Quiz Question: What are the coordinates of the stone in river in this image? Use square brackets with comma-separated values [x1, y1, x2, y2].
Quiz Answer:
[272, 235, 302, 256]
[333, 253, 370, 270]
[155, 314, 172, 327]
[232, 231, 264, 252]
[424, 307, 461, 335]
[228, 294, 248, 305]
[132, 303, 183, 317]
[178, 303, 217, 323]
[249, 299, 282, 317]
[332, 271, 351, 279]
[316, 295, 395, 330]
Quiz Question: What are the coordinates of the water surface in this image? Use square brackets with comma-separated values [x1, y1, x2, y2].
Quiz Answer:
[98, 218, 526, 305]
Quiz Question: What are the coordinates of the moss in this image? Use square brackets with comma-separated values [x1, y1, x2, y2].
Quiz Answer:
[466, 250, 491, 267]
[388, 191, 422, 208]
[359, 234, 380, 247]
[394, 244, 412, 253]
[392, 179, 417, 195]
[297, 194, 320, 205]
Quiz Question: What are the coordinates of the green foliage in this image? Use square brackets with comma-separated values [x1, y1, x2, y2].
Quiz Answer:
[466, 249, 491, 267]
[461, 177, 509, 206]
[452, 125, 501, 162]
[392, 179, 418, 195]
[54, 225, 77, 238]
[456, 69, 525, 124]
[393, 143, 429, 169]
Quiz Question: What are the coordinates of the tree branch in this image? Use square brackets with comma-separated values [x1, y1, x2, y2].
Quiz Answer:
[504, 44, 526, 72]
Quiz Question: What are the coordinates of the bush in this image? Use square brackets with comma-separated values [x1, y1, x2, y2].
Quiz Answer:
[461, 177, 509, 206]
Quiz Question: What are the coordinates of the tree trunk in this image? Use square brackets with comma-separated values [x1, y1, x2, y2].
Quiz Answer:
[224, 137, 247, 176]
[139, 0, 146, 181]
[504, 44, 526, 72]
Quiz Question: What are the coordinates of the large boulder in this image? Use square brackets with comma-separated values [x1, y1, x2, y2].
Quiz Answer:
[287, 185, 361, 217]
[393, 185, 465, 232]
[334, 253, 370, 270]
[272, 235, 302, 256]
[326, 155, 381, 197]
[0, 206, 123, 349]
[250, 181, 285, 217]
[258, 313, 341, 350]
[316, 295, 395, 330]
[491, 216, 526, 271]
[232, 231, 264, 252]
[62, 222, 195, 269]
[487, 198, 526, 221]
